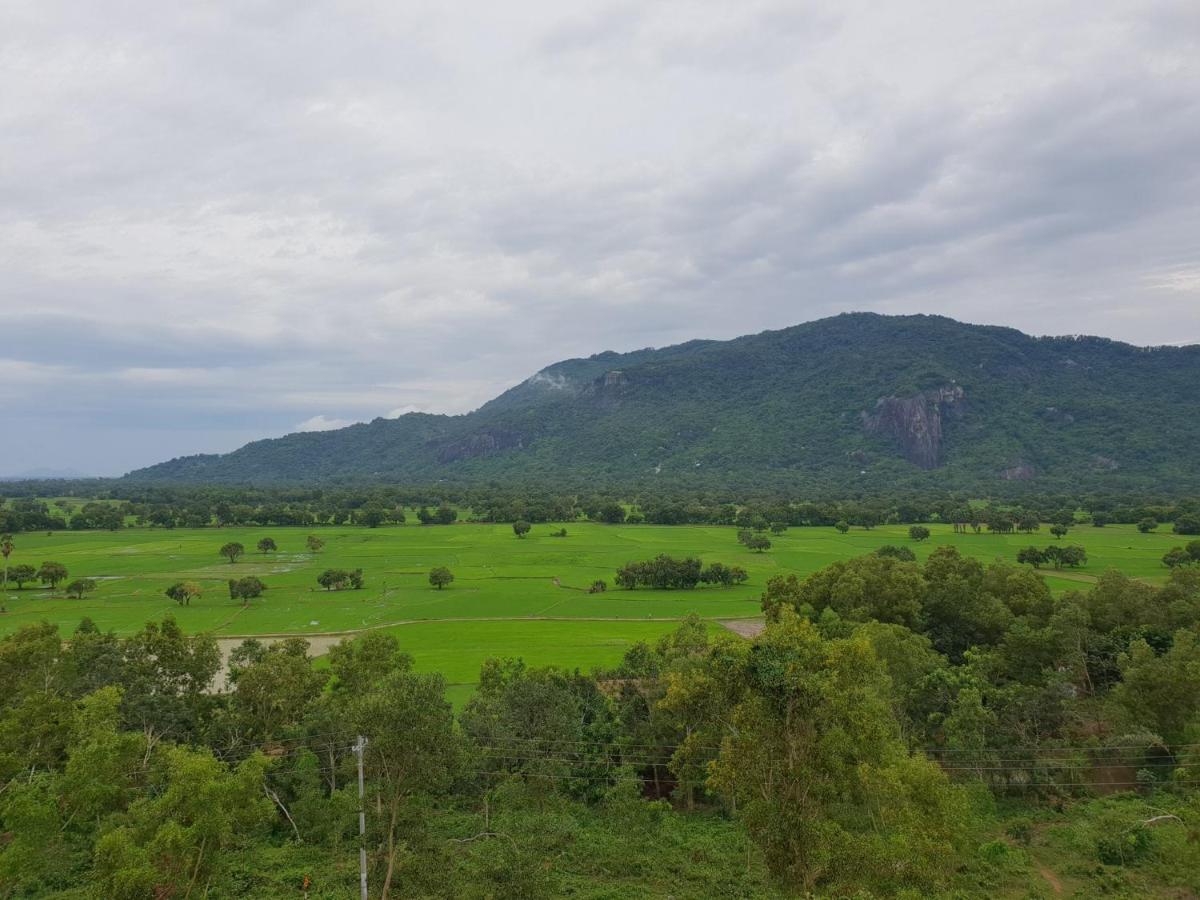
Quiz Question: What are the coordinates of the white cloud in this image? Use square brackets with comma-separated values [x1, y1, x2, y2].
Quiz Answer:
[294, 415, 357, 432]
[386, 405, 426, 418]
[1, 0, 1199, 473]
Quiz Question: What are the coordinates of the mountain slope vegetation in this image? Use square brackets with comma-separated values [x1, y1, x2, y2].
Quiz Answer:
[127, 313, 1200, 491]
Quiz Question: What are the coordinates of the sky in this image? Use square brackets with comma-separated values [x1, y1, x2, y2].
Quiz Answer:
[2, 0, 1199, 476]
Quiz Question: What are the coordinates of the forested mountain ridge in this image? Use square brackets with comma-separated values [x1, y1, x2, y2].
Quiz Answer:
[127, 313, 1200, 490]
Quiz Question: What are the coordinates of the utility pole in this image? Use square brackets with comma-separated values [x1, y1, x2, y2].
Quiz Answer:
[355, 735, 369, 900]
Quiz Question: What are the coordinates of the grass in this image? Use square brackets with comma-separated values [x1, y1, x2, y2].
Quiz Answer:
[0, 522, 1182, 692]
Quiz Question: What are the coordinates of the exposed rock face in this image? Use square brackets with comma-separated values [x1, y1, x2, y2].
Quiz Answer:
[435, 428, 525, 463]
[862, 385, 963, 469]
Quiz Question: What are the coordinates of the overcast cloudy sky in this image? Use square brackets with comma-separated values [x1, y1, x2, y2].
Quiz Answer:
[2, 0, 1198, 475]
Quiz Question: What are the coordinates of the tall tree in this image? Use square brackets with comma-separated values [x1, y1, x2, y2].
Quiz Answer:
[37, 561, 68, 589]
[0, 533, 13, 589]
[219, 542, 245, 564]
[351, 670, 461, 897]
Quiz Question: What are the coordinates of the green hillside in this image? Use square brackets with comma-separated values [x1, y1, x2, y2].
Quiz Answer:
[127, 313, 1200, 491]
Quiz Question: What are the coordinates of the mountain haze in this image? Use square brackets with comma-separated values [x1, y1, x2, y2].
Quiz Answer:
[128, 314, 1200, 491]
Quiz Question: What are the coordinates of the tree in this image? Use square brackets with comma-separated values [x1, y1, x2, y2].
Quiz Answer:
[0, 533, 12, 589]
[834, 520, 850, 534]
[434, 505, 457, 525]
[65, 579, 96, 599]
[729, 566, 749, 585]
[8, 564, 36, 589]
[92, 746, 272, 898]
[231, 638, 328, 740]
[165, 581, 202, 606]
[1111, 629, 1200, 746]
[1137, 518, 1159, 534]
[1058, 545, 1088, 568]
[351, 670, 461, 897]
[1173, 513, 1200, 535]
[745, 534, 771, 553]
[876, 545, 916, 562]
[588, 579, 607, 593]
[317, 569, 364, 591]
[256, 537, 277, 554]
[306, 534, 325, 553]
[512, 520, 531, 538]
[428, 566, 454, 590]
[908, 525, 930, 542]
[700, 613, 966, 893]
[358, 505, 386, 528]
[597, 502, 626, 524]
[37, 561, 68, 589]
[1049, 524, 1069, 539]
[1162, 547, 1192, 568]
[1016, 546, 1046, 568]
[700, 562, 733, 586]
[228, 576, 267, 605]
[219, 542, 244, 564]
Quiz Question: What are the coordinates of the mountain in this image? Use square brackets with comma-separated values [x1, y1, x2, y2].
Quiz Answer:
[126, 313, 1200, 492]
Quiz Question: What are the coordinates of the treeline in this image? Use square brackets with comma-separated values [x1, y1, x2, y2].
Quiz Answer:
[3, 482, 1200, 534]
[613, 555, 748, 590]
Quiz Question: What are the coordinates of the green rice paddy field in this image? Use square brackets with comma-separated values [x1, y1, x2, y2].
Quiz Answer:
[0, 522, 1182, 697]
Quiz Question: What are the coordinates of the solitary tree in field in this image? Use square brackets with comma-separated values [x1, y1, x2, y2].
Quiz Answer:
[306, 535, 325, 553]
[834, 520, 850, 534]
[220, 542, 245, 564]
[428, 567, 454, 590]
[165, 581, 202, 606]
[229, 576, 267, 605]
[38, 561, 68, 589]
[745, 534, 771, 553]
[512, 520, 531, 539]
[0, 533, 12, 589]
[257, 537, 277, 554]
[1137, 518, 1158, 534]
[66, 578, 96, 599]
[908, 525, 930, 542]
[1049, 524, 1069, 540]
[8, 564, 36, 589]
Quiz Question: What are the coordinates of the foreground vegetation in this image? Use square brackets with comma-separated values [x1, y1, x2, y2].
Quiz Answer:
[2, 543, 1199, 896]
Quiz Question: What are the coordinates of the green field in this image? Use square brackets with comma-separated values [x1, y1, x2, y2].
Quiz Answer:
[0, 522, 1182, 693]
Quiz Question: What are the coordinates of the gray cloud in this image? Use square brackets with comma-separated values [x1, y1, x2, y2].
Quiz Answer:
[1, 0, 1198, 474]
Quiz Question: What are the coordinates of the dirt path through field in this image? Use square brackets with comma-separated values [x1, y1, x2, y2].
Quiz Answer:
[1036, 862, 1063, 895]
[719, 618, 765, 638]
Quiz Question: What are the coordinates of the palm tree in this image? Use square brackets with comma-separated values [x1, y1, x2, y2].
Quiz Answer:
[1, 534, 13, 590]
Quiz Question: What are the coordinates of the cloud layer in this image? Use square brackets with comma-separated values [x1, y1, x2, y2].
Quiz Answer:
[2, 0, 1198, 474]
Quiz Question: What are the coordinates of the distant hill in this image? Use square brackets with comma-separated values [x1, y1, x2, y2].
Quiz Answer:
[126, 313, 1200, 492]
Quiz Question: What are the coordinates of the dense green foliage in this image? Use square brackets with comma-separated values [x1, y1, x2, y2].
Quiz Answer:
[2, 549, 1199, 897]
[121, 314, 1200, 491]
